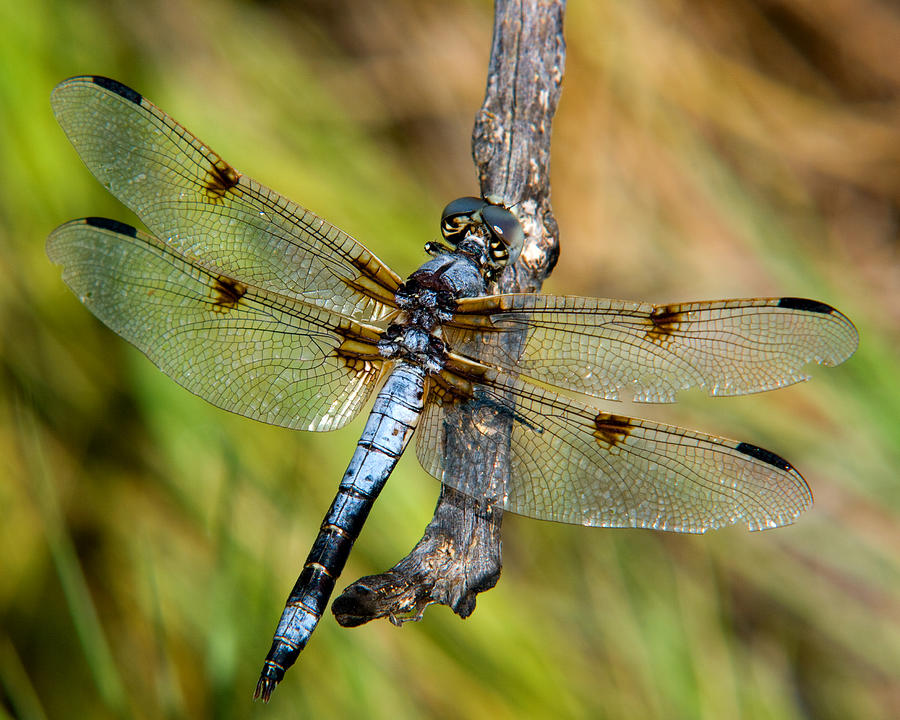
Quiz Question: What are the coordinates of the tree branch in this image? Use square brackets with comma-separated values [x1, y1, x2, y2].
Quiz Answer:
[332, 0, 565, 630]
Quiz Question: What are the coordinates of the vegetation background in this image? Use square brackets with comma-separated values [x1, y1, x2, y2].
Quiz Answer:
[2, 0, 898, 718]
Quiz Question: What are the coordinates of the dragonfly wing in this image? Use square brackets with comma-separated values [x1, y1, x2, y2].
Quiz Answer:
[51, 75, 402, 323]
[449, 295, 858, 402]
[47, 217, 385, 431]
[416, 356, 812, 532]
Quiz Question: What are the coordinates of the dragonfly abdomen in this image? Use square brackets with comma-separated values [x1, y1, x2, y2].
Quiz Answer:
[256, 362, 425, 700]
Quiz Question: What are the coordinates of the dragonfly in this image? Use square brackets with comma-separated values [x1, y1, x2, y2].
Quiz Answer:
[47, 76, 858, 701]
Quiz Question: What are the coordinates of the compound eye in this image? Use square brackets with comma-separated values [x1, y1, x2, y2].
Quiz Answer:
[481, 204, 524, 267]
[440, 196, 486, 245]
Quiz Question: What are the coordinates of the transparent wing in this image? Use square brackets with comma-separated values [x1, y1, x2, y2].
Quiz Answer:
[47, 217, 386, 431]
[51, 75, 402, 323]
[416, 356, 812, 532]
[449, 295, 858, 402]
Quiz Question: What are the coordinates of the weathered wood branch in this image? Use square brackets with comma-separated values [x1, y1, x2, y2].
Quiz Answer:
[332, 0, 565, 629]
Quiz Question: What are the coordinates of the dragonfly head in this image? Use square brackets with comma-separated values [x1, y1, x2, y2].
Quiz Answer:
[439, 197, 524, 279]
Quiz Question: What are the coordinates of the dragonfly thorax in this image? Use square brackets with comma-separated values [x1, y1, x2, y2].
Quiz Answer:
[378, 250, 490, 373]
[393, 277, 457, 329]
[377, 324, 447, 374]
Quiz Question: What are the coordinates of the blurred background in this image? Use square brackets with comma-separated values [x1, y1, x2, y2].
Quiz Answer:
[1, 0, 898, 717]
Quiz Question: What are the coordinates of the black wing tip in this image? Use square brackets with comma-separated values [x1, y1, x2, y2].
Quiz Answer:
[86, 75, 143, 105]
[84, 216, 139, 237]
[735, 442, 795, 472]
[777, 297, 836, 315]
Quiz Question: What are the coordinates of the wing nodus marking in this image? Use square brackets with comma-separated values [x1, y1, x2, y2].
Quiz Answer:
[205, 157, 241, 201]
[593, 412, 634, 449]
[211, 275, 247, 312]
[646, 304, 684, 344]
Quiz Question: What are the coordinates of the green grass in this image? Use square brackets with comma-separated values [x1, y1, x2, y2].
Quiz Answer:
[2, 0, 898, 718]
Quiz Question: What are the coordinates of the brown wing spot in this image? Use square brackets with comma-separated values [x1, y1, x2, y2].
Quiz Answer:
[593, 412, 634, 448]
[205, 157, 241, 202]
[646, 304, 684, 344]
[211, 275, 247, 312]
